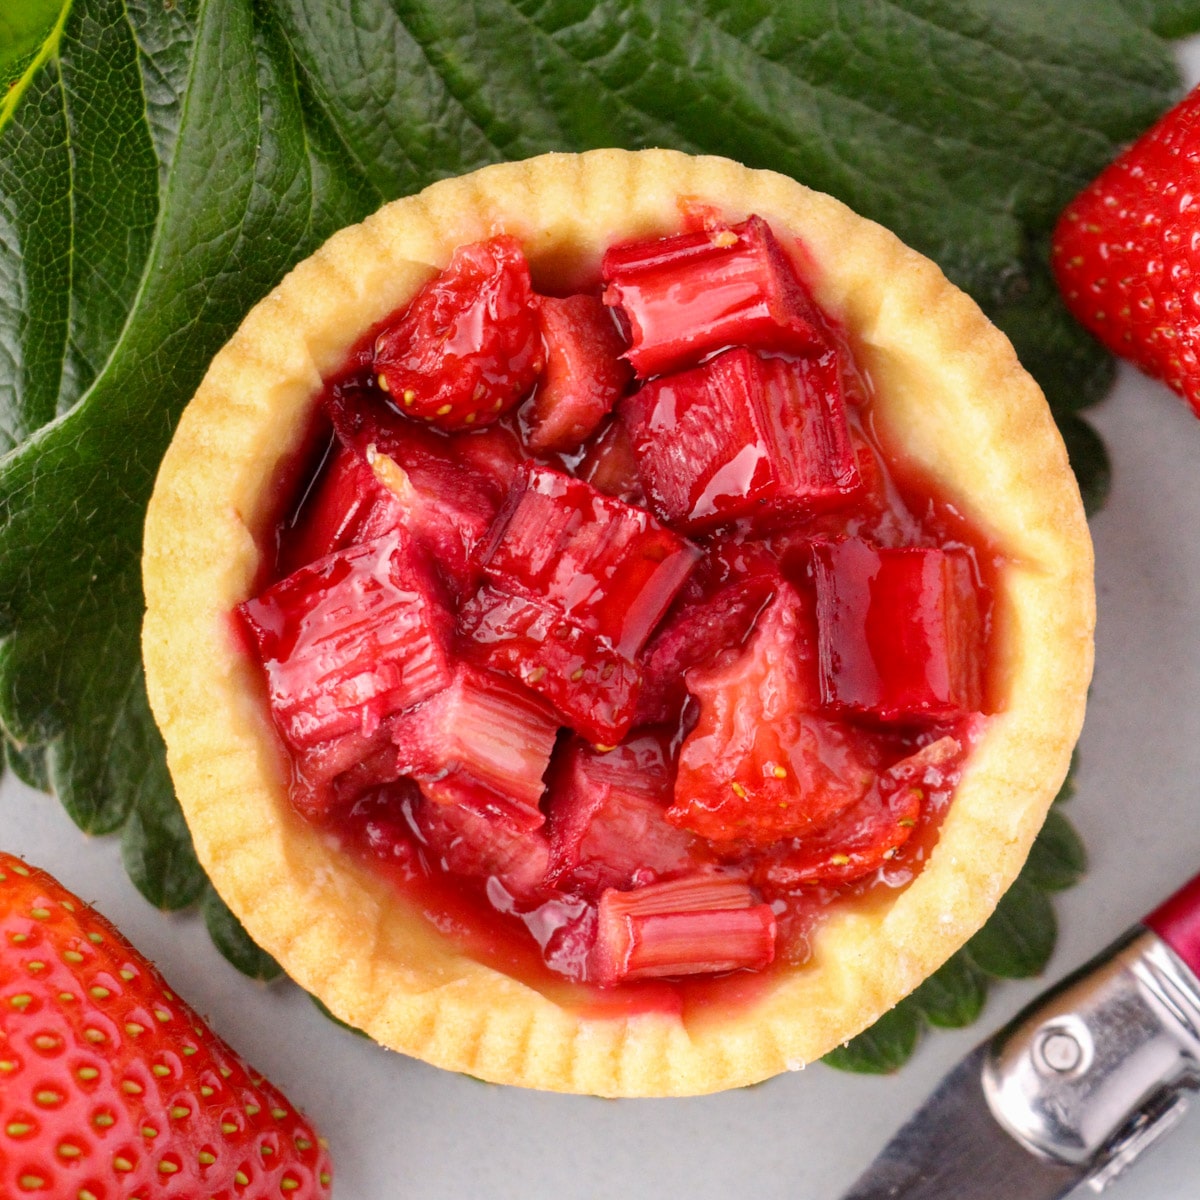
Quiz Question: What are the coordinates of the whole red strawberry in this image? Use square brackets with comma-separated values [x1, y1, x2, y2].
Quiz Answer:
[0, 852, 332, 1198]
[1052, 85, 1200, 416]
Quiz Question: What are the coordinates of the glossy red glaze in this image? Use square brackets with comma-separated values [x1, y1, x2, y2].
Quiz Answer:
[1145, 872, 1200, 979]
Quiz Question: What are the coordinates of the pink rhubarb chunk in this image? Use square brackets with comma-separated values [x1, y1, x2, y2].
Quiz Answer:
[601, 215, 825, 378]
[457, 585, 642, 746]
[545, 732, 699, 894]
[391, 663, 559, 827]
[591, 872, 776, 985]
[460, 462, 699, 742]
[238, 530, 454, 751]
[621, 346, 861, 532]
[811, 539, 985, 721]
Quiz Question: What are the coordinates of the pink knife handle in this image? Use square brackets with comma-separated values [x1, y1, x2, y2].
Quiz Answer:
[1144, 871, 1200, 978]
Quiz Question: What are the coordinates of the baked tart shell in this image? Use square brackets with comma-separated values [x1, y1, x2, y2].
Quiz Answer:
[142, 149, 1095, 1097]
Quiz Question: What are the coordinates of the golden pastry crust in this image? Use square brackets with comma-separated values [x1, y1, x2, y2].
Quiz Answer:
[142, 149, 1094, 1097]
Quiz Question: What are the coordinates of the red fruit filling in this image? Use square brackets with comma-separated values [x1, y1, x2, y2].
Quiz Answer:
[545, 732, 700, 894]
[392, 662, 558, 825]
[238, 213, 996, 999]
[458, 461, 700, 742]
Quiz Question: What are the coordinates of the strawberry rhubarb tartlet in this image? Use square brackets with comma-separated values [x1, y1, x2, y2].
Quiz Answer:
[142, 150, 1094, 1096]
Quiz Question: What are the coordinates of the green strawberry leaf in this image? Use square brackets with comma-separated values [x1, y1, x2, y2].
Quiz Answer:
[203, 887, 283, 982]
[1119, 0, 1200, 38]
[1059, 414, 1115, 517]
[1022, 809, 1088, 893]
[0, 0, 65, 94]
[308, 994, 369, 1039]
[822, 1003, 923, 1075]
[910, 951, 989, 1031]
[0, 3, 1188, 1065]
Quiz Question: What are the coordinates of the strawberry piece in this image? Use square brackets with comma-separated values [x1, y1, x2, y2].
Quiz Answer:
[667, 582, 881, 847]
[1052, 86, 1200, 416]
[457, 585, 642, 746]
[621, 346, 861, 532]
[636, 571, 778, 725]
[545, 733, 700, 895]
[590, 872, 776, 984]
[238, 530, 454, 751]
[278, 440, 404, 576]
[0, 853, 332, 1199]
[601, 215, 826, 377]
[478, 462, 700, 657]
[391, 663, 558, 825]
[373, 235, 543, 431]
[811, 538, 985, 721]
[755, 735, 966, 888]
[524, 294, 632, 453]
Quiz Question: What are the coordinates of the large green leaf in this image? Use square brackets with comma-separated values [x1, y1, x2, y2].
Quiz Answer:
[0, 0, 1195, 1067]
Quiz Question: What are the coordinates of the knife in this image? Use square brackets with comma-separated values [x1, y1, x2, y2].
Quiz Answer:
[839, 872, 1200, 1199]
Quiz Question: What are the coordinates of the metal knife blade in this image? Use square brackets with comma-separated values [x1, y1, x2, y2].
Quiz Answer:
[839, 871, 1200, 1200]
[838, 1045, 1084, 1200]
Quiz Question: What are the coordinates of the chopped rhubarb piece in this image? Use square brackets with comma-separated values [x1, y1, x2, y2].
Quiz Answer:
[576, 418, 644, 505]
[811, 539, 985, 721]
[238, 530, 454, 751]
[601, 215, 826, 377]
[325, 386, 512, 598]
[545, 733, 699, 894]
[667, 582, 881, 846]
[374, 235, 543, 430]
[524, 293, 632, 453]
[391, 663, 557, 825]
[458, 585, 642, 745]
[477, 462, 700, 657]
[621, 347, 861, 532]
[636, 571, 779, 725]
[756, 736, 967, 889]
[290, 724, 402, 821]
[591, 872, 776, 984]
[406, 787, 552, 901]
[279, 441, 404, 576]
